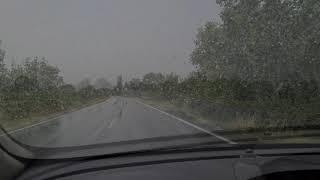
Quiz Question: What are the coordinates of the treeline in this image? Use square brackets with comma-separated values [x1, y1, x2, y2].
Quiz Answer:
[125, 0, 320, 129]
[125, 71, 319, 128]
[0, 55, 111, 120]
[191, 0, 320, 84]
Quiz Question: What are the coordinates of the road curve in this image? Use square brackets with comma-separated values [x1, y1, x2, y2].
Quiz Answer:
[9, 97, 231, 147]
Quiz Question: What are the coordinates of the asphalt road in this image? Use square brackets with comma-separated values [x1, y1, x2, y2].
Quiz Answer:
[8, 97, 233, 147]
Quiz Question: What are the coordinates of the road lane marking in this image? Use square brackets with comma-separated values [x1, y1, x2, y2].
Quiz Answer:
[0, 98, 114, 137]
[0, 117, 61, 137]
[135, 100, 237, 144]
[108, 117, 117, 128]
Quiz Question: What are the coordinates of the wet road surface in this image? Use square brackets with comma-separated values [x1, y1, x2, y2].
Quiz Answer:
[9, 97, 231, 147]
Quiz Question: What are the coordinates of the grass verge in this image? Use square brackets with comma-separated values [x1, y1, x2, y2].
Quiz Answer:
[138, 96, 320, 144]
[0, 97, 109, 131]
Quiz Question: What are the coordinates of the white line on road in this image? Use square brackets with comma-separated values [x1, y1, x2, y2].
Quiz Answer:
[0, 98, 113, 137]
[108, 117, 117, 128]
[0, 117, 61, 137]
[135, 100, 237, 144]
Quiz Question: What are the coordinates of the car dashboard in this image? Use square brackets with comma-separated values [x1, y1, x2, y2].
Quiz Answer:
[16, 147, 320, 180]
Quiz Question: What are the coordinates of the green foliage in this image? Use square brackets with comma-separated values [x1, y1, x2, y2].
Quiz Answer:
[186, 0, 320, 128]
[78, 85, 96, 99]
[142, 72, 165, 90]
[192, 0, 320, 84]
[0, 56, 109, 120]
[160, 73, 179, 99]
[0, 42, 8, 91]
[125, 0, 320, 129]
[115, 75, 123, 95]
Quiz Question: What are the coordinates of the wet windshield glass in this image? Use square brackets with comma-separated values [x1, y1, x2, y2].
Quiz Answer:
[0, 0, 319, 157]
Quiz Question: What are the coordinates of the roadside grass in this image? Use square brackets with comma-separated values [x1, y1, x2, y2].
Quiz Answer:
[0, 97, 109, 131]
[138, 96, 320, 144]
[138, 96, 258, 130]
[138, 97, 225, 131]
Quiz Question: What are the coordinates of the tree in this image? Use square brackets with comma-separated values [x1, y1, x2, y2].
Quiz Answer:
[142, 72, 164, 90]
[187, 0, 320, 128]
[22, 57, 63, 90]
[191, 0, 320, 85]
[60, 84, 76, 96]
[77, 78, 91, 90]
[128, 78, 142, 91]
[160, 73, 179, 99]
[116, 75, 123, 93]
[0, 47, 112, 120]
[94, 77, 112, 89]
[78, 85, 96, 99]
[0, 41, 8, 90]
[0, 41, 5, 68]
[0, 57, 67, 117]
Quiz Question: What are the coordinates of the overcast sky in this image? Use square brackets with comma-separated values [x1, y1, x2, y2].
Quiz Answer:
[0, 0, 220, 83]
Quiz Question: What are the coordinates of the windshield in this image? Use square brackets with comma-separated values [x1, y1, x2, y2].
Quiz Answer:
[0, 0, 319, 158]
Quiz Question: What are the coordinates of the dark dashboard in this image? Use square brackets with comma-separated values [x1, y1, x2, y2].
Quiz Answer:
[16, 147, 320, 180]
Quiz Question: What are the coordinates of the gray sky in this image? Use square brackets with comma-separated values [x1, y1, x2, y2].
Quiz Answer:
[0, 0, 220, 83]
